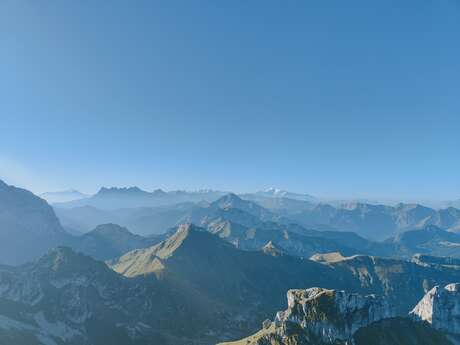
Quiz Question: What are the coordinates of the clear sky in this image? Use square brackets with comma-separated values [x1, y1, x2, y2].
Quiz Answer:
[0, 1, 458, 200]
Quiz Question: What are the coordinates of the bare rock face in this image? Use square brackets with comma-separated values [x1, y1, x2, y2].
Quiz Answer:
[262, 241, 284, 257]
[273, 287, 396, 344]
[411, 283, 460, 335]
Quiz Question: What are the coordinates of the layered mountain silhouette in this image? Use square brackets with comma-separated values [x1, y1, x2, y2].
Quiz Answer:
[110, 224, 460, 316]
[3, 179, 460, 267]
[254, 188, 318, 202]
[39, 189, 88, 204]
[54, 185, 460, 241]
[70, 223, 166, 261]
[290, 202, 460, 240]
[388, 225, 460, 258]
[55, 186, 227, 209]
[2, 178, 460, 344]
[0, 180, 173, 264]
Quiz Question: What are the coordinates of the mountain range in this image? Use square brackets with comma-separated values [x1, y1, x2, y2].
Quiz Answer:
[51, 185, 460, 241]
[53, 192, 460, 260]
[3, 223, 460, 344]
[39, 190, 89, 204]
[69, 223, 166, 261]
[54, 186, 227, 209]
[3, 179, 460, 266]
[0, 180, 172, 264]
[289, 202, 460, 240]
[2, 178, 460, 344]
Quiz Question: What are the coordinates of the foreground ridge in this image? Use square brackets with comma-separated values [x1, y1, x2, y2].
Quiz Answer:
[220, 287, 395, 345]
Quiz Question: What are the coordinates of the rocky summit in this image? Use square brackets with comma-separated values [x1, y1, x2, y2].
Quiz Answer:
[220, 287, 395, 345]
[219, 285, 456, 345]
[277, 288, 395, 344]
[411, 283, 460, 335]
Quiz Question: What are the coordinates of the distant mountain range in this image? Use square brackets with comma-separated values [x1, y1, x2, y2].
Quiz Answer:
[54, 192, 293, 235]
[2, 178, 460, 266]
[249, 187, 318, 202]
[0, 180, 172, 264]
[54, 189, 460, 242]
[39, 189, 89, 203]
[54, 186, 227, 209]
[46, 184, 460, 241]
[50, 186, 318, 208]
[289, 202, 460, 240]
[45, 184, 459, 211]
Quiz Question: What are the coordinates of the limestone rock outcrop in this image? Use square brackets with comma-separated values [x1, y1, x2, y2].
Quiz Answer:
[411, 283, 460, 335]
[272, 287, 395, 344]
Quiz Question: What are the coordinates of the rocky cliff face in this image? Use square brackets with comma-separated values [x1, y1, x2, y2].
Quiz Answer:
[218, 286, 455, 345]
[272, 287, 395, 344]
[411, 283, 460, 335]
[0, 179, 71, 265]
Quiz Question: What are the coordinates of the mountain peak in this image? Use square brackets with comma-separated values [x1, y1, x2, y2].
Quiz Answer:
[90, 223, 132, 236]
[271, 288, 395, 344]
[262, 241, 284, 257]
[261, 187, 294, 198]
[160, 222, 208, 246]
[265, 187, 283, 194]
[97, 186, 148, 196]
[109, 223, 213, 277]
[256, 188, 317, 202]
[35, 246, 99, 273]
[152, 188, 166, 195]
[213, 193, 265, 210]
[212, 193, 247, 209]
[39, 189, 88, 203]
[169, 223, 205, 242]
[96, 186, 167, 197]
[217, 192, 242, 202]
[411, 283, 460, 334]
[0, 179, 8, 188]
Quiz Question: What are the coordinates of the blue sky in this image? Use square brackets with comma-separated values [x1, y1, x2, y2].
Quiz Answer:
[0, 1, 458, 200]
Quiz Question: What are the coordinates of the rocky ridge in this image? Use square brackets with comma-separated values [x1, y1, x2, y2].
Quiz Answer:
[274, 288, 394, 344]
[219, 284, 460, 345]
